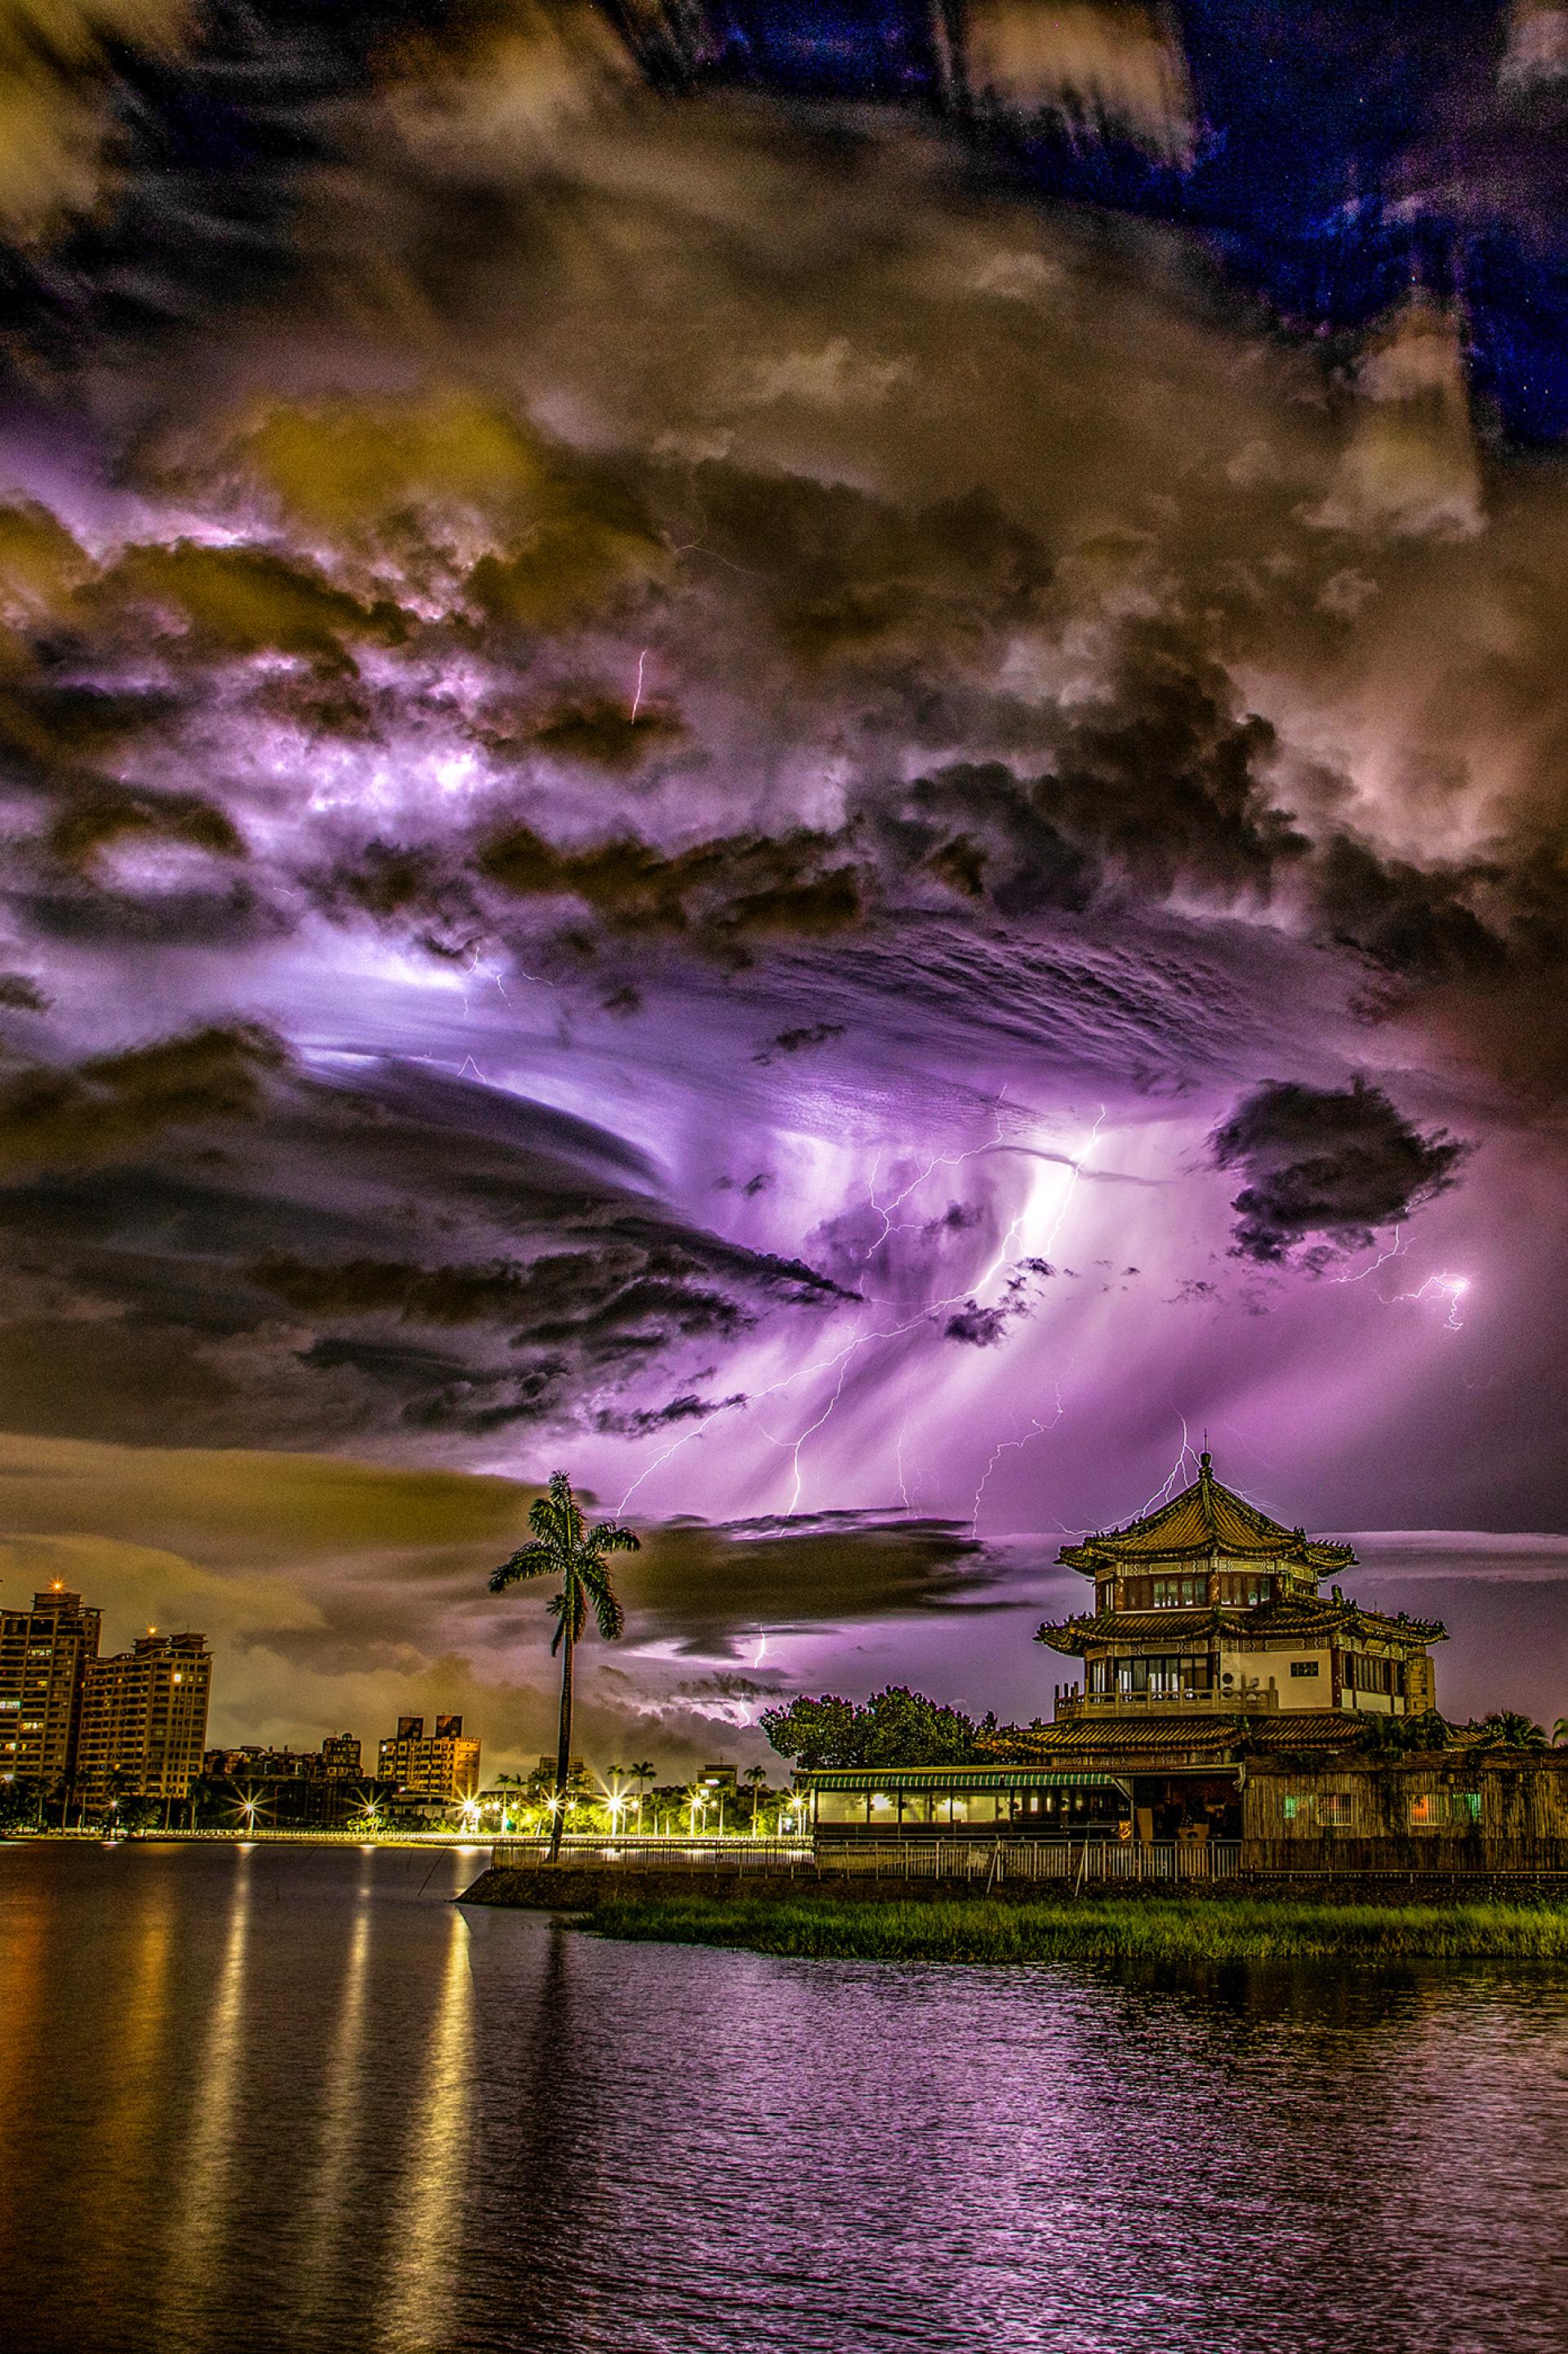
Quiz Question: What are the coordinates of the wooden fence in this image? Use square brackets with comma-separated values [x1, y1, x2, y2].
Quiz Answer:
[1242, 1836, 1568, 1876]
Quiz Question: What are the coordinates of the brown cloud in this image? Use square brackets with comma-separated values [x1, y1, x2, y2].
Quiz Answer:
[0, 1020, 286, 1175]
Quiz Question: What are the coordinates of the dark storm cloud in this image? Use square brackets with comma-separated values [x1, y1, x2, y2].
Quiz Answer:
[621, 1510, 1001, 1651]
[863, 627, 1308, 922]
[476, 821, 863, 947]
[1209, 1076, 1471, 1264]
[0, 1037, 845, 1447]
[0, 1020, 286, 1173]
[0, 0, 1560, 1557]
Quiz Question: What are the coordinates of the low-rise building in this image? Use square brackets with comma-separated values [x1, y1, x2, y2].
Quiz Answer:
[320, 1732, 361, 1779]
[202, 1734, 362, 1782]
[378, 1713, 481, 1802]
[1243, 1750, 1568, 1870]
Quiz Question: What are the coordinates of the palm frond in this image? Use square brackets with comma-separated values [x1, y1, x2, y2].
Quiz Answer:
[586, 1522, 641, 1557]
[489, 1540, 558, 1594]
[580, 1557, 626, 1642]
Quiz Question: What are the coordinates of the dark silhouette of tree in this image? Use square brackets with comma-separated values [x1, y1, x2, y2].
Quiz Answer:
[490, 1472, 639, 1864]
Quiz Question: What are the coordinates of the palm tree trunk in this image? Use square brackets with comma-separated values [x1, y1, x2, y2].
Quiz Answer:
[550, 1600, 574, 1866]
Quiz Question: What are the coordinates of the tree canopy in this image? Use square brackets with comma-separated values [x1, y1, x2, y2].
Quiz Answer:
[760, 1686, 982, 1770]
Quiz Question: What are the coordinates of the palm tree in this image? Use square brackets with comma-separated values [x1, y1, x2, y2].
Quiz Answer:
[490, 1471, 640, 1865]
[492, 1772, 529, 1835]
[1554, 1717, 1568, 1748]
[1473, 1710, 1548, 1750]
[630, 1760, 656, 1834]
[185, 1772, 223, 1830]
[744, 1763, 768, 1833]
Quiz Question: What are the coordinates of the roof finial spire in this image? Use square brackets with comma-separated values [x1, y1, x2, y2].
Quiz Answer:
[1199, 1429, 1211, 1478]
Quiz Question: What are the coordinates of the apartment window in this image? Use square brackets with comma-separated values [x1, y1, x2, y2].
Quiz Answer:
[1290, 1659, 1321, 1679]
[1454, 1791, 1481, 1826]
[1318, 1793, 1352, 1827]
[1409, 1793, 1444, 1830]
[1282, 1794, 1309, 1827]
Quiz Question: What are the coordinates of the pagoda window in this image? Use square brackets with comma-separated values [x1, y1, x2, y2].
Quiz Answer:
[1151, 1575, 1206, 1608]
[1342, 1653, 1396, 1696]
[1112, 1654, 1214, 1698]
[1217, 1572, 1273, 1607]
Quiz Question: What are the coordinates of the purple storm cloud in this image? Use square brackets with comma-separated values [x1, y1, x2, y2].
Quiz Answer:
[0, 4, 1564, 1768]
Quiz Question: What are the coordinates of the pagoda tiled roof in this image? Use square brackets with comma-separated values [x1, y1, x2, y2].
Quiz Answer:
[1036, 1594, 1446, 1656]
[1011, 1711, 1369, 1764]
[1058, 1454, 1356, 1576]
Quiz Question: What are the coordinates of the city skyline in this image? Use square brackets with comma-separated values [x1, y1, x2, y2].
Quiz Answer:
[5, 1430, 1561, 1790]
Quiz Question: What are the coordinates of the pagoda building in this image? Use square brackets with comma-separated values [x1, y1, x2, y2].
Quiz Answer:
[1030, 1452, 1446, 1839]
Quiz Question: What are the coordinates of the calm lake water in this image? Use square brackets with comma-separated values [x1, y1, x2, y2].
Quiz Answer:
[2, 1844, 1566, 2354]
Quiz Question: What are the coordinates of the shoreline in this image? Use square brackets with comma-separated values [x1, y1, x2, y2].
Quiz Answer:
[568, 1892, 1568, 1966]
[459, 1869, 1568, 1964]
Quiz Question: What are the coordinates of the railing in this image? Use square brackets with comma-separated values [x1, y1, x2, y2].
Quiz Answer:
[1055, 1687, 1278, 1715]
[813, 1840, 1244, 1882]
[492, 1835, 813, 1870]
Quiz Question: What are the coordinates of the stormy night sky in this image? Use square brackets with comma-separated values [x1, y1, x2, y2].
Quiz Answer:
[1, 2, 1566, 1770]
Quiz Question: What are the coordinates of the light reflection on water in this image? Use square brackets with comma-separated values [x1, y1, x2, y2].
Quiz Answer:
[1, 1844, 1566, 2354]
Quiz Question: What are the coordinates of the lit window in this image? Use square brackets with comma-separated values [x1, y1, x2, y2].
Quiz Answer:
[1152, 1576, 1205, 1608]
[1319, 1793, 1352, 1827]
[1454, 1791, 1481, 1826]
[1409, 1794, 1444, 1829]
[1282, 1794, 1310, 1826]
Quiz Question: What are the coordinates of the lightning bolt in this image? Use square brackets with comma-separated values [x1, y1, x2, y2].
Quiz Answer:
[621, 1105, 1108, 1519]
[1330, 1226, 1405, 1283]
[1137, 1415, 1199, 1518]
[1385, 1273, 1469, 1330]
[858, 1094, 1013, 1269]
[969, 1382, 1065, 1537]
[459, 938, 528, 1018]
[895, 1412, 912, 1514]
[630, 649, 648, 722]
[972, 1103, 1107, 1300]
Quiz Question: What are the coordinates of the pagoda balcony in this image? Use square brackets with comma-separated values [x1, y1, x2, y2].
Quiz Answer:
[1054, 1684, 1281, 1719]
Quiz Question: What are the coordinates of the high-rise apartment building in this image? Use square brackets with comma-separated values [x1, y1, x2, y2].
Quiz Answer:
[76, 1631, 212, 1803]
[377, 1713, 481, 1801]
[0, 1587, 101, 1790]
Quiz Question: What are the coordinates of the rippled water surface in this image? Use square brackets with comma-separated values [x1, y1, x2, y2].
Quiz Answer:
[2, 1844, 1567, 2353]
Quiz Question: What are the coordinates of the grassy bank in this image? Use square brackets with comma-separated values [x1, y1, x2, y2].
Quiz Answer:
[578, 1893, 1568, 1965]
